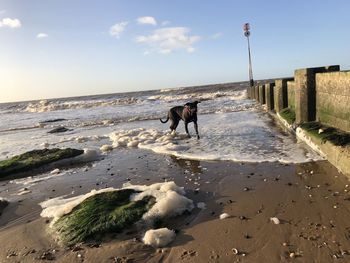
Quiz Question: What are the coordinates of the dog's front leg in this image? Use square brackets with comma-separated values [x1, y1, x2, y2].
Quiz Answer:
[185, 122, 191, 138]
[194, 121, 200, 139]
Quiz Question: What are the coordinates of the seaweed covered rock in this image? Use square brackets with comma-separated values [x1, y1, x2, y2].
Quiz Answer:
[279, 108, 296, 125]
[0, 198, 9, 216]
[52, 189, 155, 246]
[0, 148, 84, 178]
[48, 127, 70, 133]
[40, 182, 194, 246]
[300, 122, 350, 146]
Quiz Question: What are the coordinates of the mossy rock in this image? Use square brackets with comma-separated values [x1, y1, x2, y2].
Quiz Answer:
[279, 108, 296, 125]
[0, 199, 8, 216]
[300, 122, 350, 147]
[53, 189, 155, 246]
[0, 148, 84, 178]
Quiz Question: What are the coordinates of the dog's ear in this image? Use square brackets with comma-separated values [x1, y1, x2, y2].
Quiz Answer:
[194, 100, 200, 105]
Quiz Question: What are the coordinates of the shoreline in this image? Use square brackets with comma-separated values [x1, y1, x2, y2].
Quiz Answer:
[1, 149, 350, 262]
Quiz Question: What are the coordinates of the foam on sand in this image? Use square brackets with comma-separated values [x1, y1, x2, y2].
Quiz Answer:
[126, 181, 194, 222]
[100, 144, 113, 152]
[40, 181, 194, 225]
[143, 228, 176, 248]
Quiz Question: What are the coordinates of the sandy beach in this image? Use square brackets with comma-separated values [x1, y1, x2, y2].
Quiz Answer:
[1, 147, 350, 263]
[0, 84, 349, 263]
[2, 1, 350, 262]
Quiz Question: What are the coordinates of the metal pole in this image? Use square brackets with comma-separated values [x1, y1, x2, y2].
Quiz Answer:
[247, 36, 254, 87]
[243, 23, 254, 87]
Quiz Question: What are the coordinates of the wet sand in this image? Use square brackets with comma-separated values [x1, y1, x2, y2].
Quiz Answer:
[1, 149, 350, 262]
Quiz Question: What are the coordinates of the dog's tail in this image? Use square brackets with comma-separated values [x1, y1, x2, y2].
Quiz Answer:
[160, 116, 169, 123]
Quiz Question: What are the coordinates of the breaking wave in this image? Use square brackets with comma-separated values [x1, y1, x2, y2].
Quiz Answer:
[24, 97, 140, 113]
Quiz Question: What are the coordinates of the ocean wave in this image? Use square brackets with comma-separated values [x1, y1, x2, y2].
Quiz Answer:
[108, 122, 323, 163]
[24, 97, 140, 113]
[147, 90, 246, 102]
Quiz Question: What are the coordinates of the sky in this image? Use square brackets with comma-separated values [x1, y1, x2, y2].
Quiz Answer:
[0, 0, 349, 103]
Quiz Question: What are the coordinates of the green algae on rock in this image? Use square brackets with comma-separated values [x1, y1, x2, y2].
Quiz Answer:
[0, 148, 84, 178]
[53, 189, 155, 246]
[300, 122, 350, 147]
[279, 108, 296, 125]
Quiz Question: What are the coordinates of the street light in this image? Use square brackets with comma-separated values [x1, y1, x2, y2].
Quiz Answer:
[243, 23, 254, 87]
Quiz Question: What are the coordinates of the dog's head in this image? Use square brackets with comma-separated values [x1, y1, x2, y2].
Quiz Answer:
[184, 101, 200, 114]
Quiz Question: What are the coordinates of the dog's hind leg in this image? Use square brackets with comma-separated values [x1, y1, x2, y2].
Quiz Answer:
[185, 122, 191, 138]
[170, 120, 179, 133]
[194, 121, 200, 139]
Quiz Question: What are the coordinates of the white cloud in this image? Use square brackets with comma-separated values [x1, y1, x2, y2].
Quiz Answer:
[0, 18, 21, 28]
[109, 21, 128, 38]
[161, 20, 170, 26]
[137, 16, 157, 26]
[136, 27, 201, 54]
[36, 33, 48, 39]
[210, 32, 223, 39]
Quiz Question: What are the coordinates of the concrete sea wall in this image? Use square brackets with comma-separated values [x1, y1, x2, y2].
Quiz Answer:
[316, 71, 350, 133]
[247, 65, 350, 176]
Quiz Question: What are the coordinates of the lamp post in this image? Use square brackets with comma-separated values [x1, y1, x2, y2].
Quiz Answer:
[243, 23, 254, 87]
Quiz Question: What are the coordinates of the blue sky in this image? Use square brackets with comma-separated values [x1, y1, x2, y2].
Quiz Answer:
[0, 0, 349, 103]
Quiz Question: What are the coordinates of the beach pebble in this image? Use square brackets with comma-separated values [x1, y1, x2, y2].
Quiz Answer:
[219, 213, 230, 219]
[197, 202, 206, 209]
[232, 248, 239, 255]
[6, 251, 17, 258]
[50, 168, 60, 175]
[17, 189, 31, 196]
[270, 217, 280, 224]
[239, 215, 247, 220]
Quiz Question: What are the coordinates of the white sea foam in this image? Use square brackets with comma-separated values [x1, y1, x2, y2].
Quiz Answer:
[40, 187, 116, 224]
[39, 181, 193, 225]
[127, 181, 194, 221]
[10, 172, 66, 186]
[108, 111, 323, 163]
[143, 228, 176, 248]
[57, 135, 108, 144]
[100, 144, 113, 152]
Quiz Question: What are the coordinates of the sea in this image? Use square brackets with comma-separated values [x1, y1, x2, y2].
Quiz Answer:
[0, 82, 322, 164]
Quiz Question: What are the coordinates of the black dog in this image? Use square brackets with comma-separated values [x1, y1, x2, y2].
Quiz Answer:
[160, 101, 200, 139]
